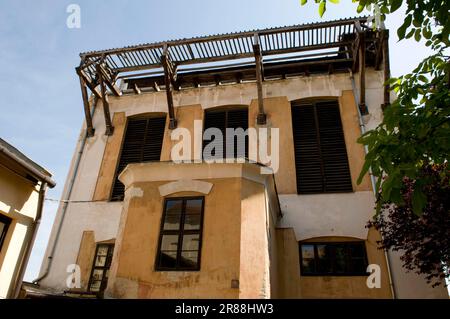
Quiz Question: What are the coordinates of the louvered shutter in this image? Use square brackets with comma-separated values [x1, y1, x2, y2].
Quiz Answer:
[111, 116, 166, 201]
[316, 101, 352, 192]
[203, 108, 248, 159]
[291, 100, 352, 194]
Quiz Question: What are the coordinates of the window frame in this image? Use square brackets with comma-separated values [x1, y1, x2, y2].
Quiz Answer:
[202, 107, 249, 160]
[155, 196, 205, 272]
[88, 243, 115, 293]
[299, 241, 369, 276]
[0, 214, 12, 253]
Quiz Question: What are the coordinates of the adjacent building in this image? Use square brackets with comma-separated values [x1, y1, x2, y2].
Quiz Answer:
[0, 138, 55, 298]
[34, 17, 448, 298]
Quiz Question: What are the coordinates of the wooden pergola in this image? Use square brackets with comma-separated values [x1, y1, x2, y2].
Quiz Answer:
[76, 16, 389, 136]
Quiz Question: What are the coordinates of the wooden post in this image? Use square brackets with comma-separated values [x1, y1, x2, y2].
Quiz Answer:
[78, 76, 95, 137]
[161, 48, 177, 129]
[358, 31, 368, 115]
[253, 33, 267, 125]
[97, 64, 114, 136]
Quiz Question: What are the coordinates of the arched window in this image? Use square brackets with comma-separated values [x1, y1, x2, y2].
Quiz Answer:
[299, 240, 368, 276]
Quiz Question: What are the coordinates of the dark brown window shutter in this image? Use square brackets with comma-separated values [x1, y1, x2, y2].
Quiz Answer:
[111, 116, 166, 201]
[203, 108, 248, 159]
[291, 100, 352, 194]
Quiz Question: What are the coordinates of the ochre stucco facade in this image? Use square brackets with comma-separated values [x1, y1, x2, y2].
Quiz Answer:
[38, 72, 449, 299]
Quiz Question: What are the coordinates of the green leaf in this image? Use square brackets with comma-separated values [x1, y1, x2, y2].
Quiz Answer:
[397, 15, 412, 40]
[357, 4, 365, 13]
[411, 186, 427, 216]
[390, 0, 403, 13]
[328, 0, 339, 3]
[405, 28, 415, 39]
[414, 29, 422, 42]
[318, 1, 326, 17]
[357, 158, 372, 185]
[300, 0, 307, 5]
[418, 75, 429, 83]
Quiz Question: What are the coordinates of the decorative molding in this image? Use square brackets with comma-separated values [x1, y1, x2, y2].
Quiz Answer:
[158, 179, 213, 196]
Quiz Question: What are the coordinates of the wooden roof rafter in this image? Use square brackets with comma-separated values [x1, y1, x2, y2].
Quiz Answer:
[76, 16, 385, 136]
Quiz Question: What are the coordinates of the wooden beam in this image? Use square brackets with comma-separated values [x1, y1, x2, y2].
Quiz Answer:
[76, 67, 102, 99]
[161, 50, 177, 129]
[98, 64, 122, 96]
[253, 34, 266, 125]
[78, 75, 95, 137]
[374, 30, 384, 70]
[133, 83, 141, 94]
[358, 31, 368, 115]
[352, 33, 361, 73]
[97, 64, 114, 135]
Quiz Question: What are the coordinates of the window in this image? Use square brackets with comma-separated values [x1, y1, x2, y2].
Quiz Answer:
[111, 116, 166, 201]
[0, 214, 12, 253]
[88, 243, 114, 293]
[203, 108, 248, 159]
[156, 197, 205, 271]
[291, 100, 353, 194]
[299, 242, 368, 276]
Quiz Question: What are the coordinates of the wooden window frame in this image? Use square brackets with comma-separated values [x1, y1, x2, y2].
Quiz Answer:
[155, 196, 205, 271]
[291, 99, 353, 194]
[88, 243, 115, 293]
[202, 107, 249, 160]
[0, 214, 12, 253]
[299, 241, 369, 276]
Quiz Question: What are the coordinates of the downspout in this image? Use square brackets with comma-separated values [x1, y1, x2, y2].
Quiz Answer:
[11, 181, 47, 298]
[33, 96, 98, 285]
[349, 69, 397, 299]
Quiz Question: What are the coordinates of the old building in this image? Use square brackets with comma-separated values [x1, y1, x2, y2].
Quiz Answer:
[0, 138, 55, 299]
[35, 17, 448, 298]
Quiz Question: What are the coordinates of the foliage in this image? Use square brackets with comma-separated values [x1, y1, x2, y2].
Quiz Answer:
[301, 0, 450, 286]
[368, 164, 450, 286]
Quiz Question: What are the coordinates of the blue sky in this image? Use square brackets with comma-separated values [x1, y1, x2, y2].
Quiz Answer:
[0, 0, 432, 282]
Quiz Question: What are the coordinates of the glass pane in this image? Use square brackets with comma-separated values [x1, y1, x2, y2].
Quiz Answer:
[180, 251, 198, 269]
[92, 269, 104, 281]
[159, 251, 177, 268]
[185, 199, 203, 215]
[334, 245, 347, 273]
[302, 258, 315, 274]
[89, 280, 101, 292]
[166, 200, 183, 215]
[351, 257, 367, 274]
[163, 213, 181, 230]
[316, 244, 332, 273]
[301, 245, 315, 259]
[95, 255, 107, 267]
[349, 243, 365, 258]
[184, 214, 201, 230]
[160, 235, 179, 251]
[97, 245, 109, 256]
[182, 234, 200, 251]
